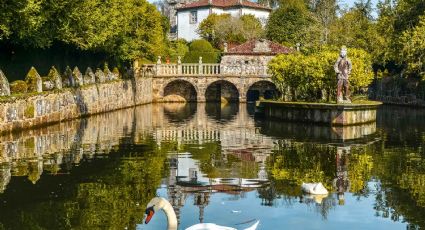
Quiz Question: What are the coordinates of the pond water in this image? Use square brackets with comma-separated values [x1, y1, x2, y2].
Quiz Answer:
[0, 103, 424, 230]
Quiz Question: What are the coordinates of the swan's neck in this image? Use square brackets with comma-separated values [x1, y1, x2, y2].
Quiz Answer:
[162, 200, 178, 230]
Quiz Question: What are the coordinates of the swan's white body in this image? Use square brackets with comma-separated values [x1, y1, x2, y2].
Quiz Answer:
[301, 182, 329, 195]
[145, 197, 259, 230]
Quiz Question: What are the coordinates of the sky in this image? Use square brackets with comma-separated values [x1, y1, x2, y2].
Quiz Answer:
[340, 0, 379, 9]
[340, 0, 380, 17]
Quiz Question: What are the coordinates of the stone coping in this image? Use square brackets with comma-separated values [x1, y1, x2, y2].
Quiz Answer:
[259, 100, 383, 110]
[257, 100, 382, 126]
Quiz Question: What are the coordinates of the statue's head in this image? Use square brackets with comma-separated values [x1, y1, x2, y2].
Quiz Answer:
[340, 46, 347, 58]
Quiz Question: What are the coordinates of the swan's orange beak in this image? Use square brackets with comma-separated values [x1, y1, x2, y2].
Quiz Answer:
[145, 207, 155, 224]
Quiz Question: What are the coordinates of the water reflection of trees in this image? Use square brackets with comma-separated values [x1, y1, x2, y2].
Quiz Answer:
[0, 104, 425, 228]
[263, 141, 379, 218]
[264, 136, 425, 227]
[0, 137, 169, 229]
[372, 146, 425, 228]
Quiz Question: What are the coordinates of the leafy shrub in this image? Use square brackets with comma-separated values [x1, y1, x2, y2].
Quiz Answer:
[168, 39, 189, 63]
[10, 80, 28, 94]
[183, 39, 220, 63]
[268, 47, 374, 102]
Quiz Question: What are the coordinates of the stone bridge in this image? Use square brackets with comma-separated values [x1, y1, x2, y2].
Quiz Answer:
[141, 61, 279, 103]
[139, 39, 294, 103]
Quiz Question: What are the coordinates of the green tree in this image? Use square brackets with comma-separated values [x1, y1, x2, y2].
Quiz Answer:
[167, 39, 190, 63]
[198, 13, 264, 48]
[310, 0, 338, 44]
[266, 0, 319, 47]
[0, 0, 52, 47]
[329, 7, 380, 55]
[393, 0, 425, 33]
[268, 48, 373, 101]
[400, 16, 425, 79]
[0, 0, 168, 62]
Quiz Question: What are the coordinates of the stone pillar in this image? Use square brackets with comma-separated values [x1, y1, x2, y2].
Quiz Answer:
[133, 59, 139, 69]
[84, 67, 96, 85]
[72, 67, 84, 86]
[0, 70, 11, 96]
[25, 67, 42, 93]
[156, 56, 162, 76]
[95, 68, 106, 83]
[63, 66, 75, 87]
[177, 56, 182, 75]
[47, 66, 62, 90]
[198, 57, 203, 75]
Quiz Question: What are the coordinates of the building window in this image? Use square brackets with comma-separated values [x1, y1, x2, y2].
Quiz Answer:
[190, 11, 197, 24]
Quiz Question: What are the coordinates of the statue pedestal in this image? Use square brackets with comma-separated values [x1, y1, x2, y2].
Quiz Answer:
[256, 101, 382, 126]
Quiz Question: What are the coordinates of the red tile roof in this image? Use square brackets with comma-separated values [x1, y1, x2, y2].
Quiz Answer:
[226, 39, 293, 55]
[177, 0, 271, 11]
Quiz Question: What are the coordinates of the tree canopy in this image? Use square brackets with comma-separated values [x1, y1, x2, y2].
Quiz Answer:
[198, 13, 264, 48]
[0, 0, 168, 62]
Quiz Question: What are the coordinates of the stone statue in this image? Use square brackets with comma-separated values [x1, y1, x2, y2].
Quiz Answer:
[334, 46, 352, 103]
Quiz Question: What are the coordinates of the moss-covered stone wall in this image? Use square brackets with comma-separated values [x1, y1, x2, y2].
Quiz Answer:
[0, 77, 152, 134]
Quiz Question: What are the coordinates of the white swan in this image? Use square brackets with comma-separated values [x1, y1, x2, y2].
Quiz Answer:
[301, 182, 329, 195]
[144, 197, 260, 230]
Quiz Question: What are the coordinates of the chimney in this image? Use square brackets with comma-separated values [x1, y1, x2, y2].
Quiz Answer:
[239, 0, 242, 4]
[208, 0, 212, 4]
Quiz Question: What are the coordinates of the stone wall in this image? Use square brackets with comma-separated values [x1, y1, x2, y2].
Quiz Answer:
[152, 76, 275, 102]
[375, 95, 425, 107]
[257, 101, 382, 125]
[0, 105, 154, 188]
[220, 55, 273, 76]
[0, 77, 152, 134]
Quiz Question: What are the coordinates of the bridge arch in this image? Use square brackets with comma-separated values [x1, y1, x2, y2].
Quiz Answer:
[163, 79, 198, 102]
[205, 80, 240, 103]
[246, 80, 280, 102]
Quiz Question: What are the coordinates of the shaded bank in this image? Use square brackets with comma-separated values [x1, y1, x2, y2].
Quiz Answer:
[0, 44, 117, 81]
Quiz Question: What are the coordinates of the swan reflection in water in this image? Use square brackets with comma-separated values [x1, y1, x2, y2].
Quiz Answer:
[144, 197, 260, 230]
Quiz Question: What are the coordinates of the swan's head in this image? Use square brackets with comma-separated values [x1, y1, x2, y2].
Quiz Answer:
[144, 197, 167, 224]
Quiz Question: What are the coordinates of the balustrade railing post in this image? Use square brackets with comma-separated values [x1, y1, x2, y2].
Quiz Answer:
[198, 57, 203, 75]
[156, 56, 162, 76]
[177, 56, 182, 75]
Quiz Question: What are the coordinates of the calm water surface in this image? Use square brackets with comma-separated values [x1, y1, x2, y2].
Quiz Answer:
[0, 103, 424, 230]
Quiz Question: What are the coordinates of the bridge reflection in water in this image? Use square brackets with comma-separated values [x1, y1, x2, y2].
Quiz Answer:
[0, 103, 424, 229]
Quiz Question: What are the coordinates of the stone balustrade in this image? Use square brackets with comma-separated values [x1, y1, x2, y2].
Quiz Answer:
[155, 63, 221, 76]
[145, 56, 268, 77]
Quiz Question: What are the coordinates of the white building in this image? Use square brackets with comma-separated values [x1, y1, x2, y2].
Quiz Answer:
[176, 0, 271, 41]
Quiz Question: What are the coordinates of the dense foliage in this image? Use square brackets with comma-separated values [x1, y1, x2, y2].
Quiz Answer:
[168, 39, 190, 63]
[198, 14, 264, 48]
[266, 0, 319, 48]
[268, 48, 373, 101]
[0, 0, 168, 62]
[183, 39, 220, 63]
[265, 0, 425, 98]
